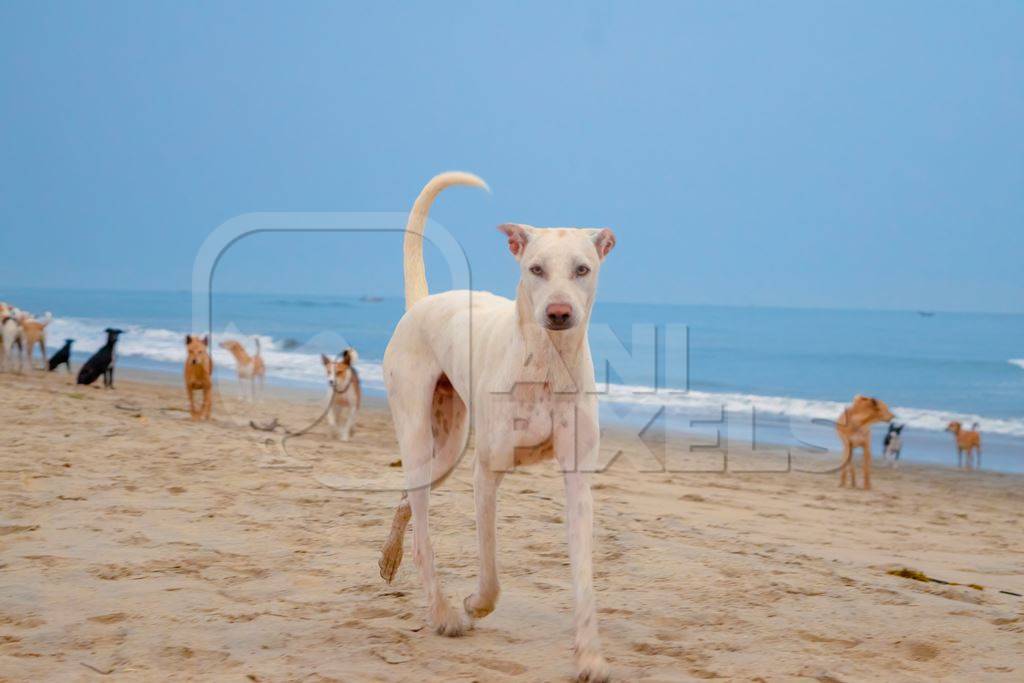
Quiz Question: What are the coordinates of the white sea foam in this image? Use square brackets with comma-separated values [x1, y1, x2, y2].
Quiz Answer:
[598, 384, 1024, 437]
[1010, 359, 1024, 370]
[46, 317, 1024, 438]
[47, 317, 383, 387]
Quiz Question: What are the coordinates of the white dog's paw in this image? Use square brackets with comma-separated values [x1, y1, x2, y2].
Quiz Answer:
[575, 650, 610, 682]
[432, 602, 472, 637]
[463, 592, 496, 619]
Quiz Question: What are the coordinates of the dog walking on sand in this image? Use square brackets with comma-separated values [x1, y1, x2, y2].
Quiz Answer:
[376, 172, 616, 682]
[321, 348, 361, 441]
[184, 335, 213, 420]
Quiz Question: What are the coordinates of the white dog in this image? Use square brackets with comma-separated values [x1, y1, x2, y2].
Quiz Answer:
[218, 338, 266, 402]
[377, 172, 616, 681]
[321, 348, 361, 441]
[1, 308, 23, 373]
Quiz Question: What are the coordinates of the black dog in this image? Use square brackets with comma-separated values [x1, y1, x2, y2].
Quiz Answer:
[48, 338, 74, 373]
[77, 328, 123, 388]
[47, 337, 74, 370]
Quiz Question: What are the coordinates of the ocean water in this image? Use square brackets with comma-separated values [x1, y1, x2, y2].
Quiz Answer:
[5, 286, 1022, 472]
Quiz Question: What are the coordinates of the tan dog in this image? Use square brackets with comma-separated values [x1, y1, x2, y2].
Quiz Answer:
[836, 395, 895, 490]
[19, 311, 52, 370]
[184, 335, 213, 420]
[320, 348, 361, 441]
[218, 338, 265, 402]
[946, 421, 981, 469]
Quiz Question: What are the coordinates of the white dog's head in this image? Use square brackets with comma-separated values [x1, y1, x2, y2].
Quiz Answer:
[499, 224, 616, 331]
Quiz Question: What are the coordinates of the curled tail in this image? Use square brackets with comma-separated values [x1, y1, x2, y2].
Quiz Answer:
[254, 336, 261, 357]
[403, 171, 489, 310]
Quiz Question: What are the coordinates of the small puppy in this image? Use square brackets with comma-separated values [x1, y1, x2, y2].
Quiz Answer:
[836, 395, 895, 489]
[321, 348, 361, 441]
[946, 421, 982, 469]
[184, 335, 213, 420]
[219, 338, 266, 402]
[18, 311, 52, 370]
[48, 339, 75, 373]
[882, 422, 904, 466]
[77, 328, 123, 388]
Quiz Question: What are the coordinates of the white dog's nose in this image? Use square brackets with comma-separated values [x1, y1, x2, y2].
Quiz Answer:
[545, 303, 573, 329]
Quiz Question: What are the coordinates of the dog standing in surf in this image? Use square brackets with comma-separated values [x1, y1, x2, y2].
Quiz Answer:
[377, 172, 616, 681]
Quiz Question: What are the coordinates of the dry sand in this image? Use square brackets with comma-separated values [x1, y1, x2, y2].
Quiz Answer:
[1, 369, 1022, 681]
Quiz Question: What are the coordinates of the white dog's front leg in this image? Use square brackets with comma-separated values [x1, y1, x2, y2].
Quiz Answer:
[562, 469, 609, 681]
[556, 407, 609, 682]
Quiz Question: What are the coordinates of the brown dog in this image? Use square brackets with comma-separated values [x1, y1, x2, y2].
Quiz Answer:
[946, 421, 981, 469]
[836, 395, 895, 490]
[19, 312, 51, 370]
[184, 335, 213, 420]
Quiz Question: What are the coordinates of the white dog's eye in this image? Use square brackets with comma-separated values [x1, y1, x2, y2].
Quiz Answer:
[529, 265, 544, 277]
[575, 264, 591, 277]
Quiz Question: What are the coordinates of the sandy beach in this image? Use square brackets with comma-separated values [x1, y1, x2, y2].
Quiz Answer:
[1, 369, 1022, 681]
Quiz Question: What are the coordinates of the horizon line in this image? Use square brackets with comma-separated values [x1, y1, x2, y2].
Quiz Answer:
[3, 283, 1022, 317]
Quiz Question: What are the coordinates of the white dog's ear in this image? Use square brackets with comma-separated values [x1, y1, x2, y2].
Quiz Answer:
[589, 228, 616, 260]
[321, 354, 330, 366]
[498, 223, 532, 259]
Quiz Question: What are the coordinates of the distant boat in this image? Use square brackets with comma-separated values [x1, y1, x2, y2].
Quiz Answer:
[917, 311, 935, 317]
[360, 295, 384, 303]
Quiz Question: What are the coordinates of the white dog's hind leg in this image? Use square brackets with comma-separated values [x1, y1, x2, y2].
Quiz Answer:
[387, 368, 470, 636]
[464, 457, 503, 619]
[407, 483, 468, 636]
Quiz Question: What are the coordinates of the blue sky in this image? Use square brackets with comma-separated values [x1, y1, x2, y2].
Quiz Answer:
[1, 1, 1021, 312]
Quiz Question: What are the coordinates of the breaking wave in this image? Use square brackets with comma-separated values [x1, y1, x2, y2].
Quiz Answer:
[45, 317, 1024, 438]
